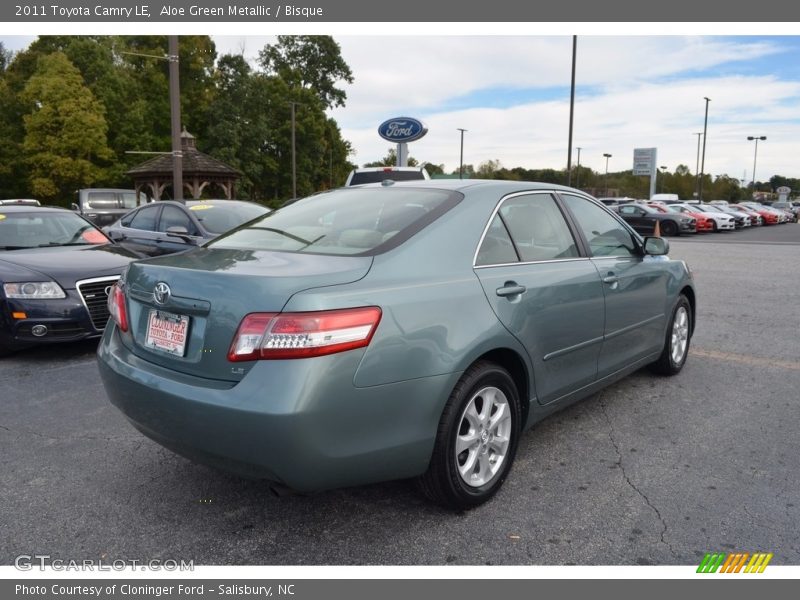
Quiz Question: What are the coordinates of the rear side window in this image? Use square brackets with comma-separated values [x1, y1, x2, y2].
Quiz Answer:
[85, 192, 118, 209]
[120, 192, 139, 209]
[498, 194, 579, 262]
[475, 215, 518, 266]
[210, 188, 460, 255]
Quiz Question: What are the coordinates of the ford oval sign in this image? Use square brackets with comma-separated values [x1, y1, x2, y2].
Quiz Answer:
[378, 117, 428, 143]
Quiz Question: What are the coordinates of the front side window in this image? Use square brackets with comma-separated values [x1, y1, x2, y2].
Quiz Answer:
[561, 194, 638, 258]
[158, 205, 195, 234]
[128, 206, 160, 231]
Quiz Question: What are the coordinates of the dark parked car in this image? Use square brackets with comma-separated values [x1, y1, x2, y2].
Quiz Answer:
[98, 181, 696, 509]
[104, 200, 271, 258]
[0, 206, 136, 356]
[615, 203, 696, 236]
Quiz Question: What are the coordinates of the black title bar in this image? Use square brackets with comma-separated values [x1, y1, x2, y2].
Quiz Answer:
[2, 0, 799, 22]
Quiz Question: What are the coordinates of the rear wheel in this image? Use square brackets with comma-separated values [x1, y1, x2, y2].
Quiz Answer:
[419, 361, 521, 510]
[650, 294, 692, 375]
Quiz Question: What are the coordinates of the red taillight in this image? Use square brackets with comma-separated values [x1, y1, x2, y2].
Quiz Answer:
[107, 283, 128, 332]
[228, 307, 382, 361]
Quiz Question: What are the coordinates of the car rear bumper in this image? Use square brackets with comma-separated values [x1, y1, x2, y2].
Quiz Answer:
[97, 323, 459, 492]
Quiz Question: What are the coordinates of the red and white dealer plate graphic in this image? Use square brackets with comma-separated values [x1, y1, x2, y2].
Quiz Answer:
[145, 309, 190, 356]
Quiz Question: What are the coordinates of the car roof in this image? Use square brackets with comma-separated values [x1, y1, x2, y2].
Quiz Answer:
[340, 178, 592, 195]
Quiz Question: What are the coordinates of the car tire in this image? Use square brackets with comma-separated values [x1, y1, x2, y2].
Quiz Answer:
[419, 361, 521, 510]
[650, 294, 692, 376]
[710, 220, 719, 232]
[661, 221, 678, 236]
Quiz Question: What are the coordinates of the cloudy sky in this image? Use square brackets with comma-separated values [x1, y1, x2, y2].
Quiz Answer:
[221, 35, 800, 180]
[4, 33, 800, 180]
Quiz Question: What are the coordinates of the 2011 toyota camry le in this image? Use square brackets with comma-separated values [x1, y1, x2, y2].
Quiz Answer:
[98, 180, 696, 509]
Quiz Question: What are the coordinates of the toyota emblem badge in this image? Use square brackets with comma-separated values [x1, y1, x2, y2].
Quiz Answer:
[153, 282, 171, 305]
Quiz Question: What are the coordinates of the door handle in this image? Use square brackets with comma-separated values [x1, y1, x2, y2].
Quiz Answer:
[496, 283, 527, 297]
[602, 275, 619, 285]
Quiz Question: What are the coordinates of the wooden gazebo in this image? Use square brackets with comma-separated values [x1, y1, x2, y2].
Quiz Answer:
[126, 128, 242, 200]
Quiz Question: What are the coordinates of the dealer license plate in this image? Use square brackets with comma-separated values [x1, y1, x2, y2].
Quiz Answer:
[145, 309, 190, 356]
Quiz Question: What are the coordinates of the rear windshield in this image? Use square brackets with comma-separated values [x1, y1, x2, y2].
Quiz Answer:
[349, 170, 426, 185]
[209, 188, 460, 255]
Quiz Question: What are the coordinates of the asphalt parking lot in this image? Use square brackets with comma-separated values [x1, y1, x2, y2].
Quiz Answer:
[1, 224, 799, 566]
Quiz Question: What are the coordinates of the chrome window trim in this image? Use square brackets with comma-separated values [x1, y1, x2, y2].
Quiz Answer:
[472, 190, 581, 268]
[474, 257, 591, 270]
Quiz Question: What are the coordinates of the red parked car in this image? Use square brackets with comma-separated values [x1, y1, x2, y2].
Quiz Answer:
[653, 204, 713, 232]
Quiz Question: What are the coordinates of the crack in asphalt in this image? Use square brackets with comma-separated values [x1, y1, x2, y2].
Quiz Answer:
[598, 394, 679, 560]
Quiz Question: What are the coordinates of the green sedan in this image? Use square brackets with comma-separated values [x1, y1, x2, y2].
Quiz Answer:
[98, 180, 696, 509]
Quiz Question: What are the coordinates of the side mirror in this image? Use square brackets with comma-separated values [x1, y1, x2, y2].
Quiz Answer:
[643, 236, 669, 256]
[71, 203, 80, 211]
[165, 226, 197, 243]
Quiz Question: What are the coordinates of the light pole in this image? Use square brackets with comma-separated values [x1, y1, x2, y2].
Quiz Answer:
[567, 35, 577, 186]
[747, 135, 767, 194]
[122, 38, 183, 202]
[659, 165, 668, 194]
[289, 101, 301, 199]
[699, 97, 711, 201]
[457, 128, 467, 179]
[575, 147, 582, 189]
[603, 153, 612, 197]
[693, 132, 702, 198]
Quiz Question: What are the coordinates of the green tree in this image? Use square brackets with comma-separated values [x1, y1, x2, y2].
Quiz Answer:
[258, 36, 353, 109]
[21, 52, 112, 202]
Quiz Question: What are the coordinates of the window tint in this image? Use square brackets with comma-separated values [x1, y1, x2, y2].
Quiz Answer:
[619, 205, 643, 215]
[498, 194, 579, 262]
[128, 206, 160, 231]
[188, 202, 269, 234]
[561, 194, 638, 258]
[475, 214, 518, 266]
[211, 188, 459, 256]
[85, 192, 118, 209]
[120, 192, 139, 209]
[158, 205, 195, 234]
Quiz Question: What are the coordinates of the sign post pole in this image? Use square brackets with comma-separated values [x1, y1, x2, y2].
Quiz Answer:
[633, 147, 658, 199]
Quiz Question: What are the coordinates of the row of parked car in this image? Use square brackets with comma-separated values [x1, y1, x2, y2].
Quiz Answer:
[599, 197, 799, 236]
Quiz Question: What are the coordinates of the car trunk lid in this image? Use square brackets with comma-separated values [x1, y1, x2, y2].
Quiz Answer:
[120, 248, 373, 382]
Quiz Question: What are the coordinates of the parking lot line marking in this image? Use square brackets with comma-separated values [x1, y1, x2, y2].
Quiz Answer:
[690, 348, 800, 371]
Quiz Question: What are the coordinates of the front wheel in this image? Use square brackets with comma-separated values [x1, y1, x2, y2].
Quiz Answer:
[650, 294, 692, 375]
[419, 361, 521, 510]
[660, 220, 678, 237]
